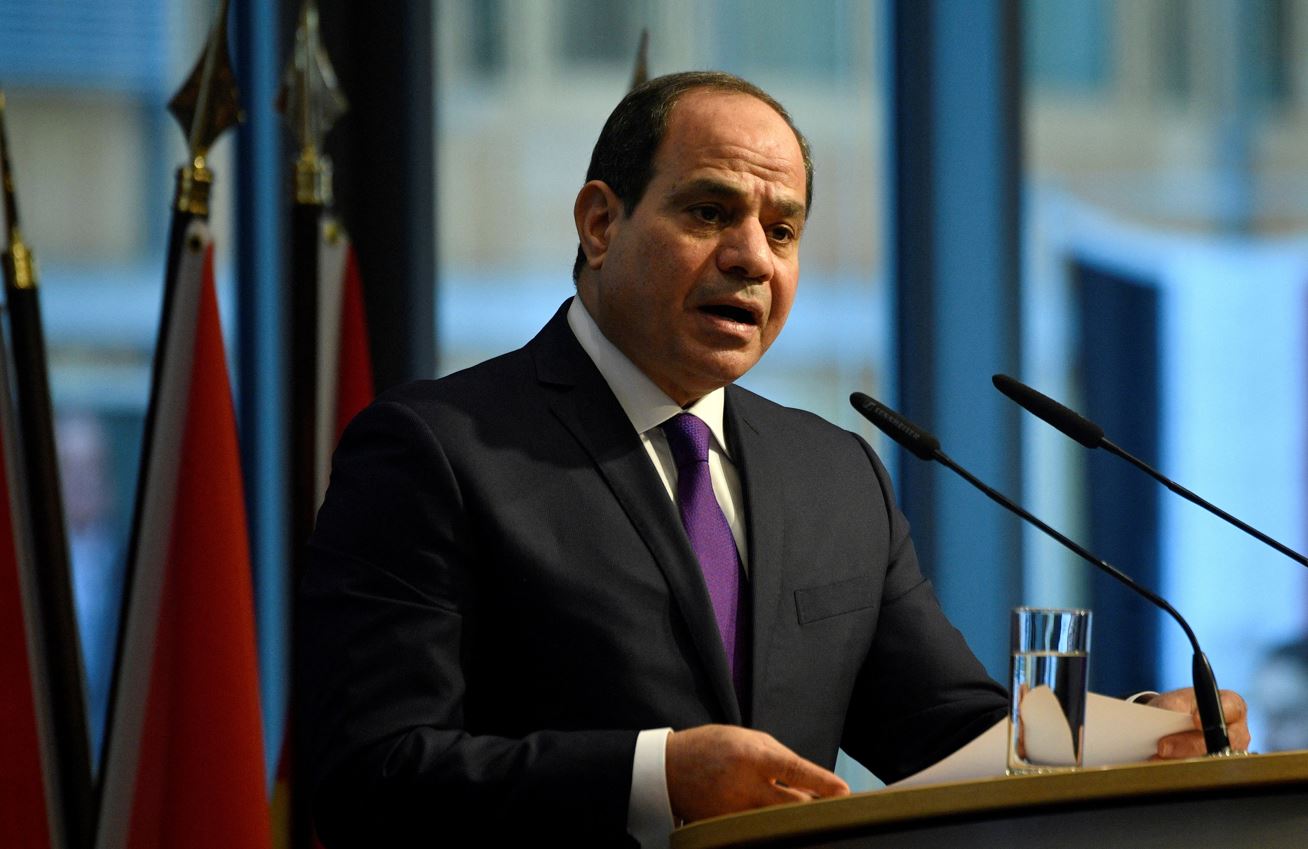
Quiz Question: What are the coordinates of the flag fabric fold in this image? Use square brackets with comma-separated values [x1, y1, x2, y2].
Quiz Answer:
[96, 221, 271, 849]
[319, 225, 374, 478]
[0, 322, 58, 849]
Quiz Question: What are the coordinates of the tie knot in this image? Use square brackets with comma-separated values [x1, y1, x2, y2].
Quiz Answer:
[661, 412, 711, 468]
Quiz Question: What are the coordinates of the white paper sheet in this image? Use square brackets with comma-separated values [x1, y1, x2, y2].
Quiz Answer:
[891, 692, 1194, 788]
[1017, 685, 1078, 765]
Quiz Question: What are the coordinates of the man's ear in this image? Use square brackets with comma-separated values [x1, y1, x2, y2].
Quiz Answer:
[574, 180, 624, 272]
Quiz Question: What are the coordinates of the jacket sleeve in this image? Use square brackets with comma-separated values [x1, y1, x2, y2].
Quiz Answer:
[297, 398, 638, 847]
[839, 436, 1009, 782]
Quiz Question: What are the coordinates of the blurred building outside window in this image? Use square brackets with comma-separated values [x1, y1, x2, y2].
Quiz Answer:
[1023, 0, 1308, 748]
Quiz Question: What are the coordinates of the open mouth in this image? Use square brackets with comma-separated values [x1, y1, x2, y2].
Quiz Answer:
[700, 304, 758, 325]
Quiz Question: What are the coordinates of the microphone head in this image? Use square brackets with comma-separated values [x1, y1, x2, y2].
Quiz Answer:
[992, 374, 1104, 448]
[849, 392, 941, 461]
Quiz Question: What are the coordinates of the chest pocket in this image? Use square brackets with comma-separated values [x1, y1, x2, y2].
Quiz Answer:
[794, 574, 878, 625]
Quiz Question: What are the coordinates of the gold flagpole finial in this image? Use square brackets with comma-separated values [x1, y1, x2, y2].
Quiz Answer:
[278, 0, 348, 206]
[167, 0, 243, 216]
[629, 29, 650, 90]
[0, 90, 37, 290]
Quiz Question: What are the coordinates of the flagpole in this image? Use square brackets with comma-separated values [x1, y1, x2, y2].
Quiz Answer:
[282, 0, 347, 562]
[630, 28, 650, 89]
[98, 0, 241, 840]
[0, 88, 93, 849]
[278, 3, 347, 845]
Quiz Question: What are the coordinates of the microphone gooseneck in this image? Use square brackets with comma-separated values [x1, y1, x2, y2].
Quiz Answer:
[993, 373, 1308, 569]
[849, 391, 1233, 756]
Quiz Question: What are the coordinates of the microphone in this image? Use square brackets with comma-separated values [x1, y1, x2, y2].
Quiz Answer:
[849, 391, 1233, 756]
[992, 373, 1308, 569]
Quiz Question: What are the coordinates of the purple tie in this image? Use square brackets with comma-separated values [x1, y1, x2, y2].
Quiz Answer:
[660, 413, 746, 696]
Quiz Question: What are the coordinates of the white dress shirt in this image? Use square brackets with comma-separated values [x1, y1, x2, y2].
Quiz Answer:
[566, 297, 748, 848]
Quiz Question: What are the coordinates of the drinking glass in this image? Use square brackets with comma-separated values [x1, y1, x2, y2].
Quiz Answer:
[1007, 607, 1091, 774]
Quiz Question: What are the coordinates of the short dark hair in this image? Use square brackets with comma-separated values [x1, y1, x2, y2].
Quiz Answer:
[572, 70, 814, 282]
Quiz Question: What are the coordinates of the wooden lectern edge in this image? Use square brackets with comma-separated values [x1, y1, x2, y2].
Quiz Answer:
[671, 750, 1308, 849]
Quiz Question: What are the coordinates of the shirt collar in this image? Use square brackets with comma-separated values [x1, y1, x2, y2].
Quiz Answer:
[567, 296, 731, 456]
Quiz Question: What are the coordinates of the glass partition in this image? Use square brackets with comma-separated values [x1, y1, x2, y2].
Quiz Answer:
[434, 0, 889, 441]
[1023, 0, 1308, 747]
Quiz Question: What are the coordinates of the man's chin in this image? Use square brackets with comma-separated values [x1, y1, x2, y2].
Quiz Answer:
[685, 353, 764, 393]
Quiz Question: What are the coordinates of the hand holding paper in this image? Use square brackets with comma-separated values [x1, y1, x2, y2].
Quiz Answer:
[894, 693, 1196, 788]
[1145, 687, 1251, 759]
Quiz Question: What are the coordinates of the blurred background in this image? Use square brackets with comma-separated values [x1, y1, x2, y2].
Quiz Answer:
[1, 0, 1306, 789]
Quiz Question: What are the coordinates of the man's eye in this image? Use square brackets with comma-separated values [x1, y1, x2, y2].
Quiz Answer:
[691, 206, 723, 223]
[769, 225, 796, 243]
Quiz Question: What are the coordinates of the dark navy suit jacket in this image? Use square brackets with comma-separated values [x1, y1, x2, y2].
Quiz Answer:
[298, 300, 1007, 846]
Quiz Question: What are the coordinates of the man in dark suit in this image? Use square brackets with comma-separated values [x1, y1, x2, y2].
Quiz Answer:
[299, 71, 1248, 847]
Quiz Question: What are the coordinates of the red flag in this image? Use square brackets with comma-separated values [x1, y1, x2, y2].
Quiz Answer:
[0, 350, 57, 849]
[315, 225, 374, 498]
[97, 222, 270, 849]
[332, 243, 374, 441]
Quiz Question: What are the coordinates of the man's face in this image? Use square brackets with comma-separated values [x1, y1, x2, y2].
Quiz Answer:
[576, 89, 807, 406]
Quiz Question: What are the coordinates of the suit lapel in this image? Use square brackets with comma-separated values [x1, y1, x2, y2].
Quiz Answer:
[530, 303, 742, 724]
[724, 388, 787, 717]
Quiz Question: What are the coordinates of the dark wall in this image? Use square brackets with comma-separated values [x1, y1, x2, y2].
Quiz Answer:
[315, 1, 437, 389]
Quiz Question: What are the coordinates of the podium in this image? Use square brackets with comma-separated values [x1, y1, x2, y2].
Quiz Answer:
[671, 751, 1308, 849]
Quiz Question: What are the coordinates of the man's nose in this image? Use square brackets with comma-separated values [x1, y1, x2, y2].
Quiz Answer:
[716, 219, 773, 281]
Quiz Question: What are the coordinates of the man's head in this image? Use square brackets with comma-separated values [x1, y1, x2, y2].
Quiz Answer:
[573, 72, 813, 406]
[573, 72, 814, 283]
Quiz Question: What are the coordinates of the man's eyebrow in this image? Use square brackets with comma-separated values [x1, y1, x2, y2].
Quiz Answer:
[667, 177, 806, 220]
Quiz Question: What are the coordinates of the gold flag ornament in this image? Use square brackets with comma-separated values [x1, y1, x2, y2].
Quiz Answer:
[278, 0, 349, 207]
[166, 0, 242, 217]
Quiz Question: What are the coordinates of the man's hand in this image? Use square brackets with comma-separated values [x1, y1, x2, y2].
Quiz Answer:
[665, 725, 850, 823]
[1145, 687, 1252, 758]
